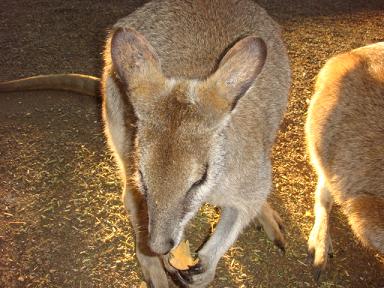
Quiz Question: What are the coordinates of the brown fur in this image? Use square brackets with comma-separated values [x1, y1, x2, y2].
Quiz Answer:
[306, 42, 384, 279]
[344, 196, 384, 251]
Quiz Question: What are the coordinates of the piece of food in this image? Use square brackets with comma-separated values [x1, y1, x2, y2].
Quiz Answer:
[169, 240, 199, 270]
[139, 281, 147, 288]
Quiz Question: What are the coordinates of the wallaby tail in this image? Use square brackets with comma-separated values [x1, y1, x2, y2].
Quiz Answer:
[0, 74, 100, 97]
[344, 195, 384, 253]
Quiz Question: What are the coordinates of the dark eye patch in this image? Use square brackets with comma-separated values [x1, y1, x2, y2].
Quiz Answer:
[138, 170, 148, 198]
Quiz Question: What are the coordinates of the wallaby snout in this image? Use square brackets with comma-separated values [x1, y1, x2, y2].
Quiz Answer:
[146, 204, 183, 255]
[149, 234, 175, 255]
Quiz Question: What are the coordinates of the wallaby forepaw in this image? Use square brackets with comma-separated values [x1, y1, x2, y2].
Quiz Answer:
[173, 270, 190, 287]
[172, 259, 214, 288]
[307, 231, 333, 282]
[173, 261, 203, 286]
[313, 265, 323, 282]
[307, 246, 326, 281]
[307, 248, 327, 281]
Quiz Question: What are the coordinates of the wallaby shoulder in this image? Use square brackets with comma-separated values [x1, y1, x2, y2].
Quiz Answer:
[315, 42, 384, 99]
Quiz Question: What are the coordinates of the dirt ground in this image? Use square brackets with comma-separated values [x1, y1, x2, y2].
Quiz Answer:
[0, 0, 383, 287]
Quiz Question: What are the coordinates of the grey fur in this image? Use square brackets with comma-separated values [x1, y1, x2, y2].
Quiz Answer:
[102, 1, 290, 287]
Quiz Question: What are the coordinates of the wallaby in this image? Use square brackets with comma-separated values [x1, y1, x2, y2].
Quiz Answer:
[306, 42, 384, 281]
[0, 1, 291, 287]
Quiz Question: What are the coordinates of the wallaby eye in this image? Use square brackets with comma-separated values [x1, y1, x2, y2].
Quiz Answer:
[190, 164, 209, 190]
[138, 170, 148, 198]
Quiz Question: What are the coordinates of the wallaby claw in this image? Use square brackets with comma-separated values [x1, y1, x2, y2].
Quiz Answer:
[273, 238, 286, 254]
[180, 262, 204, 279]
[173, 261, 204, 286]
[175, 270, 191, 286]
[306, 248, 330, 283]
[187, 262, 204, 274]
[313, 266, 323, 282]
[173, 270, 190, 287]
[277, 221, 285, 233]
[307, 230, 333, 282]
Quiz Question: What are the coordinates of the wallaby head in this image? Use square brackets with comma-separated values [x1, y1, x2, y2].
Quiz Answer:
[110, 28, 267, 254]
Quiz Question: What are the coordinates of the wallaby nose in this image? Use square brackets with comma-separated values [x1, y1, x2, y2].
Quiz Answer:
[149, 237, 175, 255]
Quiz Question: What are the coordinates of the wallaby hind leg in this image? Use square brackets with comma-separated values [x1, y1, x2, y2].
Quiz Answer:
[255, 202, 286, 252]
[307, 177, 334, 281]
[344, 196, 384, 253]
[123, 185, 169, 288]
[174, 206, 252, 288]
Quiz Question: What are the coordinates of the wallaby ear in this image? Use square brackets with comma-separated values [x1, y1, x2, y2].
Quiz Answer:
[111, 27, 163, 90]
[207, 36, 267, 111]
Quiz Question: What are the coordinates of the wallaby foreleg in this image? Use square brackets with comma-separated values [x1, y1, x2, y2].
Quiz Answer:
[307, 177, 334, 281]
[123, 185, 170, 288]
[174, 206, 251, 288]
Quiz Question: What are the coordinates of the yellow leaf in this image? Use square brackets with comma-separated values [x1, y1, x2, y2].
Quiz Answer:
[169, 240, 198, 270]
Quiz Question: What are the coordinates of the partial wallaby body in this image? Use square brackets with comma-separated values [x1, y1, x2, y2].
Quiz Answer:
[306, 42, 384, 280]
[0, 1, 291, 287]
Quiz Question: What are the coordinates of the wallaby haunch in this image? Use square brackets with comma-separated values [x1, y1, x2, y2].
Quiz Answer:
[306, 42, 384, 281]
[0, 1, 291, 287]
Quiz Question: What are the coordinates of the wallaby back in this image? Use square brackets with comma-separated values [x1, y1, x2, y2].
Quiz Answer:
[306, 42, 384, 252]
